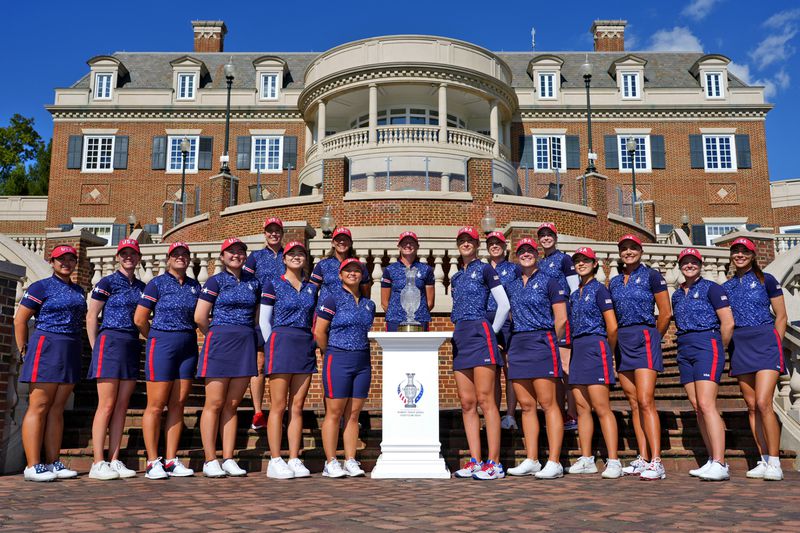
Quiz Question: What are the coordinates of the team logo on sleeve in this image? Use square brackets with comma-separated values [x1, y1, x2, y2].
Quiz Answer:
[720, 295, 728, 300]
[750, 281, 757, 289]
[693, 292, 699, 299]
[605, 298, 612, 304]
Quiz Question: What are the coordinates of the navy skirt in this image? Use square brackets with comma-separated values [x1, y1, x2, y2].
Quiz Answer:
[20, 329, 82, 384]
[89, 329, 142, 380]
[615, 325, 663, 372]
[570, 334, 615, 385]
[265, 326, 317, 375]
[198, 324, 258, 379]
[676, 330, 725, 384]
[452, 319, 503, 371]
[506, 330, 563, 380]
[730, 324, 785, 376]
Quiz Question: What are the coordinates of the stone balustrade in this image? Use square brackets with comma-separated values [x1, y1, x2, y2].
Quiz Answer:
[8, 235, 46, 257]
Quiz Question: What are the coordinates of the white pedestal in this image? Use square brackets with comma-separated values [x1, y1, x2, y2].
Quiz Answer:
[368, 331, 452, 479]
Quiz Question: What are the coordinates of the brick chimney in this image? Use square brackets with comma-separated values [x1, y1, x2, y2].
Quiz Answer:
[192, 20, 227, 53]
[591, 20, 627, 52]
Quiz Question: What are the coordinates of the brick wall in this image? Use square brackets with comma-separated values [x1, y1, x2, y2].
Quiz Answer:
[0, 261, 25, 473]
[0, 220, 47, 235]
[773, 205, 800, 230]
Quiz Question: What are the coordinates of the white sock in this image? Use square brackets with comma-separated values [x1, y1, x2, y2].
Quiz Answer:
[768, 456, 780, 467]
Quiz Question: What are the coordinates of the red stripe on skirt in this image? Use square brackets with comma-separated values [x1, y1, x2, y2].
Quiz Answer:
[599, 340, 610, 384]
[710, 338, 719, 379]
[773, 329, 785, 372]
[326, 353, 334, 398]
[482, 321, 496, 365]
[96, 334, 107, 378]
[268, 332, 276, 375]
[643, 329, 653, 369]
[31, 335, 46, 382]
[546, 332, 559, 377]
[148, 337, 156, 380]
[201, 331, 213, 377]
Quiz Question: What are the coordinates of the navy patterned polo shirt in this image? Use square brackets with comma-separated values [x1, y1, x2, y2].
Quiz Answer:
[198, 270, 261, 327]
[138, 272, 201, 331]
[91, 270, 146, 332]
[569, 278, 614, 338]
[21, 275, 87, 334]
[261, 275, 317, 329]
[317, 286, 376, 351]
[609, 264, 668, 327]
[507, 269, 566, 332]
[450, 259, 501, 323]
[722, 270, 782, 328]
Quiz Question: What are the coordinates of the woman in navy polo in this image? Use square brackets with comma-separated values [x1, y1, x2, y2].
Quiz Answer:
[450, 226, 509, 481]
[243, 216, 285, 432]
[504, 238, 567, 480]
[15, 245, 86, 482]
[672, 248, 734, 482]
[86, 239, 145, 481]
[485, 231, 520, 430]
[314, 258, 376, 478]
[134, 241, 200, 480]
[311, 227, 371, 303]
[723, 237, 788, 481]
[609, 234, 671, 481]
[565, 247, 621, 479]
[381, 231, 435, 331]
[194, 238, 261, 478]
[260, 241, 317, 480]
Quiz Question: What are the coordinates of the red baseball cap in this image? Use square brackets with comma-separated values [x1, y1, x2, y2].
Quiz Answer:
[618, 234, 643, 247]
[572, 246, 597, 261]
[332, 227, 352, 240]
[537, 222, 558, 236]
[678, 248, 703, 263]
[50, 245, 78, 259]
[117, 239, 140, 254]
[263, 217, 284, 230]
[221, 237, 247, 253]
[486, 231, 507, 244]
[730, 237, 756, 252]
[339, 257, 363, 272]
[397, 231, 419, 245]
[457, 226, 479, 240]
[515, 238, 539, 253]
[167, 242, 190, 255]
[283, 240, 306, 255]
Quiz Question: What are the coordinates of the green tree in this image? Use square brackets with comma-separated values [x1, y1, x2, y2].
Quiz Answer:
[0, 114, 47, 195]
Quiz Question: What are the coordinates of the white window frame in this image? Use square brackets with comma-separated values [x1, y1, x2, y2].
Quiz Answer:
[705, 72, 724, 99]
[81, 135, 115, 173]
[532, 135, 566, 172]
[702, 134, 737, 172]
[617, 135, 651, 172]
[251, 135, 283, 173]
[166, 135, 198, 174]
[177, 73, 196, 100]
[779, 224, 800, 234]
[260, 73, 280, 101]
[538, 72, 557, 99]
[621, 72, 640, 99]
[94, 73, 113, 100]
[706, 223, 745, 246]
[73, 223, 113, 246]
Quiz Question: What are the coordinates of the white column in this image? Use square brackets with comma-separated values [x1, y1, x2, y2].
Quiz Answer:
[366, 173, 376, 192]
[369, 84, 378, 146]
[489, 99, 500, 157]
[440, 173, 450, 192]
[305, 122, 313, 149]
[317, 100, 327, 145]
[438, 83, 447, 144]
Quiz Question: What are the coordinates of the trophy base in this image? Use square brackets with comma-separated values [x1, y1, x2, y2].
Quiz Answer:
[398, 323, 424, 332]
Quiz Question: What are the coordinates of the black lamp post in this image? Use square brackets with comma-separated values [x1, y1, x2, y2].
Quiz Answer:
[180, 136, 190, 222]
[626, 136, 638, 222]
[580, 59, 596, 174]
[220, 60, 235, 173]
[127, 212, 137, 236]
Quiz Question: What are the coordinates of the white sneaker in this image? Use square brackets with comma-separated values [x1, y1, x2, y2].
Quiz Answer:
[622, 456, 648, 476]
[640, 459, 666, 480]
[602, 459, 623, 479]
[472, 460, 505, 480]
[145, 458, 168, 480]
[567, 456, 598, 474]
[507, 458, 542, 476]
[164, 457, 194, 477]
[221, 458, 247, 477]
[699, 461, 730, 481]
[89, 461, 120, 481]
[203, 459, 227, 478]
[535, 460, 564, 479]
[322, 459, 346, 478]
[287, 458, 311, 478]
[764, 463, 784, 481]
[267, 457, 295, 479]
[746, 460, 768, 479]
[24, 464, 57, 482]
[109, 460, 136, 479]
[501, 415, 518, 430]
[48, 460, 78, 479]
[690, 458, 713, 478]
[453, 458, 483, 478]
[344, 458, 365, 477]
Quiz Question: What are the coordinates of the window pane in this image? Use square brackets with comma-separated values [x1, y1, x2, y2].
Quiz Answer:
[253, 136, 282, 171]
[535, 137, 549, 170]
[168, 137, 197, 171]
[620, 136, 646, 169]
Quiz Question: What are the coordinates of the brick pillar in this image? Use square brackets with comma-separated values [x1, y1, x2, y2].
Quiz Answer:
[581, 171, 610, 241]
[282, 221, 317, 248]
[714, 231, 776, 265]
[209, 172, 240, 220]
[45, 229, 107, 291]
[322, 158, 348, 227]
[0, 261, 25, 474]
[640, 200, 656, 235]
[468, 158, 493, 226]
[161, 200, 180, 233]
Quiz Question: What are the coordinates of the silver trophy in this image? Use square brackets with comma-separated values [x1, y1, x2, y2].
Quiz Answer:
[398, 266, 423, 332]
[403, 373, 419, 408]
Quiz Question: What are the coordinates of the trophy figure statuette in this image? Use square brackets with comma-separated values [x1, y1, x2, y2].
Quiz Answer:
[398, 266, 423, 332]
[402, 373, 419, 408]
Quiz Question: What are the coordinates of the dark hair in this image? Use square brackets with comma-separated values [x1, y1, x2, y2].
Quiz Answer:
[325, 242, 357, 260]
[750, 258, 765, 284]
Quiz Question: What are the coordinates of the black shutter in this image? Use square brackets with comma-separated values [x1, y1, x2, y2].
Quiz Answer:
[604, 135, 618, 169]
[689, 135, 704, 169]
[152, 136, 167, 170]
[691, 224, 706, 246]
[650, 135, 665, 169]
[113, 135, 129, 169]
[283, 136, 298, 169]
[59, 223, 74, 231]
[566, 135, 580, 169]
[236, 136, 251, 170]
[67, 135, 83, 169]
[111, 224, 127, 245]
[519, 135, 534, 168]
[735, 134, 752, 169]
[198, 136, 213, 170]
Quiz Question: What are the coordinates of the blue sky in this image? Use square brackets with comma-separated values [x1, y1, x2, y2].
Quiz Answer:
[2, 0, 798, 180]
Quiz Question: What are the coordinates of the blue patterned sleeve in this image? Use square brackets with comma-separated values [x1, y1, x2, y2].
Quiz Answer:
[243, 253, 257, 274]
[360, 263, 372, 285]
[317, 295, 337, 321]
[380, 266, 393, 288]
[138, 280, 160, 309]
[707, 283, 730, 310]
[90, 276, 113, 302]
[482, 264, 501, 289]
[596, 284, 615, 312]
[764, 273, 783, 298]
[561, 255, 576, 278]
[547, 278, 567, 304]
[20, 280, 46, 311]
[199, 275, 221, 303]
[261, 279, 276, 306]
[424, 265, 435, 286]
[310, 262, 324, 285]
[649, 268, 668, 294]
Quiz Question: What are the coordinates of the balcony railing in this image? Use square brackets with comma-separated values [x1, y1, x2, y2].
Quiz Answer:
[776, 234, 800, 255]
[8, 234, 46, 257]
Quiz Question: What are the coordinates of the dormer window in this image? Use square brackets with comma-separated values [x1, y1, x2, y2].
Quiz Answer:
[538, 73, 556, 99]
[609, 55, 646, 102]
[261, 73, 279, 100]
[253, 56, 286, 103]
[528, 55, 563, 103]
[690, 55, 731, 101]
[621, 72, 639, 99]
[94, 73, 113, 100]
[177, 73, 196, 100]
[705, 72, 724, 98]
[169, 56, 207, 104]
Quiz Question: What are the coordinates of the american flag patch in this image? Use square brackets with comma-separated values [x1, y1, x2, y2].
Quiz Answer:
[381, 278, 392, 284]
[262, 293, 276, 299]
[243, 266, 255, 273]
[93, 287, 110, 296]
[24, 293, 42, 304]
[319, 305, 335, 315]
[143, 294, 158, 303]
[202, 288, 218, 296]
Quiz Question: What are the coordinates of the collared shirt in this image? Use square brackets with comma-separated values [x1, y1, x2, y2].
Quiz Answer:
[609, 264, 668, 327]
[243, 246, 285, 286]
[381, 260, 435, 324]
[722, 270, 782, 328]
[317, 286, 375, 351]
[311, 257, 372, 304]
[487, 259, 521, 312]
[138, 272, 201, 331]
[198, 270, 261, 327]
[21, 274, 86, 334]
[672, 277, 730, 335]
[538, 249, 577, 295]
[507, 269, 566, 332]
[569, 278, 615, 338]
[450, 259, 501, 323]
[91, 270, 146, 332]
[261, 275, 317, 329]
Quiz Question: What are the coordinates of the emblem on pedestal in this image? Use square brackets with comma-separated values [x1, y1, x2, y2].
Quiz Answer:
[397, 373, 423, 408]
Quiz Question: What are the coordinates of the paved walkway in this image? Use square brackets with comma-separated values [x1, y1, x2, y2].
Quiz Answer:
[1, 469, 799, 532]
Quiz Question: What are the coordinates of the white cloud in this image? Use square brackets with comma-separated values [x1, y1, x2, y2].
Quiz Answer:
[731, 62, 791, 99]
[749, 27, 798, 70]
[728, 61, 751, 83]
[645, 27, 704, 52]
[682, 0, 720, 21]
[763, 8, 800, 29]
